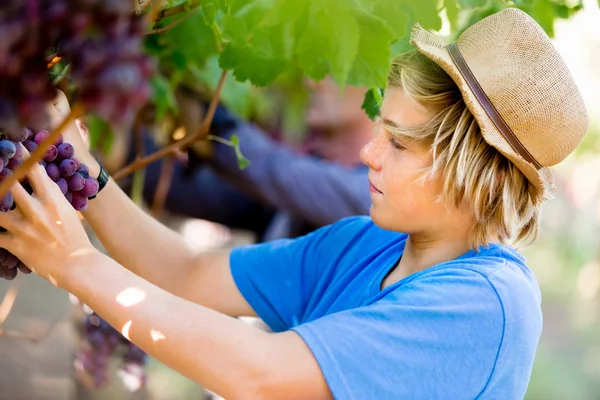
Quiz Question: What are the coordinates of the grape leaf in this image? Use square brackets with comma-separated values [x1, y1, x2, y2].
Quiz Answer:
[163, 8, 218, 67]
[371, 0, 411, 38]
[202, 0, 227, 24]
[458, 0, 489, 7]
[150, 74, 178, 120]
[296, 0, 360, 86]
[230, 134, 251, 169]
[362, 88, 383, 121]
[219, 41, 287, 86]
[347, 13, 396, 88]
[87, 115, 115, 155]
[444, 0, 461, 32]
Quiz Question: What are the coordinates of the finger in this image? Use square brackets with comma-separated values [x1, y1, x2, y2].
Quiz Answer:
[25, 163, 61, 202]
[10, 181, 38, 218]
[0, 209, 22, 234]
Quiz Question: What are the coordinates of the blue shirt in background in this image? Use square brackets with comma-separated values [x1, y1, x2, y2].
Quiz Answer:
[230, 216, 542, 399]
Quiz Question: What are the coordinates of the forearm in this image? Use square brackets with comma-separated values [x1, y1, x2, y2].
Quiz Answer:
[65, 252, 270, 399]
[80, 156, 196, 294]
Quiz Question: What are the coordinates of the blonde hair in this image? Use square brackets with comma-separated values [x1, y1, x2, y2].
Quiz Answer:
[385, 50, 539, 250]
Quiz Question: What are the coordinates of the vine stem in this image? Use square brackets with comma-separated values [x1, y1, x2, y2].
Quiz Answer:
[112, 70, 228, 182]
[146, 11, 195, 35]
[153, 0, 201, 22]
[145, 0, 166, 24]
[0, 104, 85, 199]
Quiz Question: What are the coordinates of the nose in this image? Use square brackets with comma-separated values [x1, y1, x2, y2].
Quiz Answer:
[360, 129, 384, 171]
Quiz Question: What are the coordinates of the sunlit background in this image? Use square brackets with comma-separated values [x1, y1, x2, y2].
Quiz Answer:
[0, 2, 598, 399]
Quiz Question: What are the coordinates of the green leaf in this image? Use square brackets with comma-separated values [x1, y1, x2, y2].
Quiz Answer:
[230, 134, 251, 169]
[361, 88, 383, 121]
[371, 0, 411, 38]
[150, 73, 178, 120]
[190, 56, 255, 118]
[296, 0, 360, 85]
[444, 0, 460, 32]
[163, 8, 218, 67]
[457, 0, 489, 8]
[219, 41, 286, 86]
[202, 0, 227, 24]
[87, 115, 115, 155]
[347, 13, 396, 88]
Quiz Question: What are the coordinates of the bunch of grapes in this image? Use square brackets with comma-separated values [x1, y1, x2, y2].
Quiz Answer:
[74, 312, 148, 391]
[0, 0, 152, 137]
[0, 129, 99, 281]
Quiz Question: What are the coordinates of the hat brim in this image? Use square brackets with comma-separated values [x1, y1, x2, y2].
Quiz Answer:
[409, 24, 554, 206]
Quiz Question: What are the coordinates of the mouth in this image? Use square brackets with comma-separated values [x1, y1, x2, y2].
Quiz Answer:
[369, 180, 383, 195]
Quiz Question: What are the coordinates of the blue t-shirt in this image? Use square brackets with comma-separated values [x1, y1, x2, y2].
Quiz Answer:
[230, 216, 542, 399]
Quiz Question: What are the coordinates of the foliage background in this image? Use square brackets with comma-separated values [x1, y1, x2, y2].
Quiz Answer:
[0, 0, 598, 399]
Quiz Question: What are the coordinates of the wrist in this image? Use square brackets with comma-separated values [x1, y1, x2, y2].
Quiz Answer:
[77, 152, 101, 177]
[60, 248, 105, 293]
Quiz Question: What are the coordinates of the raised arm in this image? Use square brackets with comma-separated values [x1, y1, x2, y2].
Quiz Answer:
[52, 93, 252, 315]
[205, 110, 371, 226]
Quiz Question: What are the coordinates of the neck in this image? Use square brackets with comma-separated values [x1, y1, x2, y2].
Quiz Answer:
[382, 224, 475, 289]
[311, 118, 375, 166]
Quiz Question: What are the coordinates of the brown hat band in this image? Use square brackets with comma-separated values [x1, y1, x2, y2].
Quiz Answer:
[447, 42, 543, 170]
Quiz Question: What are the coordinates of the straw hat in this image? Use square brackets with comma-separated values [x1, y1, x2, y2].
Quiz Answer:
[410, 7, 588, 205]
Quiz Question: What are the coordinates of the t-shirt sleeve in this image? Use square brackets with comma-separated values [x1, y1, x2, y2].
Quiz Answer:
[292, 268, 505, 400]
[230, 217, 369, 332]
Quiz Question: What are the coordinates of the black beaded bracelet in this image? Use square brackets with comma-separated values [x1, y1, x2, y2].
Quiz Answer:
[88, 158, 109, 200]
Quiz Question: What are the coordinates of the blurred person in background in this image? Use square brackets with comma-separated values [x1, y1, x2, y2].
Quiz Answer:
[115, 77, 375, 241]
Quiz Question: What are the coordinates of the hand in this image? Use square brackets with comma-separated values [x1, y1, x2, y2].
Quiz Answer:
[47, 90, 92, 158]
[0, 162, 99, 287]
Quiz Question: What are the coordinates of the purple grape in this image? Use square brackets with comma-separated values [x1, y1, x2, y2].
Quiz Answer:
[25, 128, 34, 141]
[72, 157, 81, 171]
[57, 142, 74, 160]
[6, 157, 22, 170]
[0, 157, 4, 174]
[79, 163, 90, 175]
[59, 159, 78, 177]
[65, 191, 73, 203]
[43, 145, 58, 162]
[55, 177, 68, 195]
[80, 177, 99, 198]
[22, 140, 37, 153]
[46, 163, 60, 181]
[71, 193, 88, 211]
[2, 253, 18, 269]
[13, 143, 24, 161]
[5, 128, 29, 142]
[0, 140, 16, 159]
[17, 262, 32, 274]
[0, 265, 17, 281]
[67, 173, 85, 192]
[34, 130, 51, 145]
[0, 169, 12, 180]
[0, 193, 13, 212]
[0, 248, 7, 263]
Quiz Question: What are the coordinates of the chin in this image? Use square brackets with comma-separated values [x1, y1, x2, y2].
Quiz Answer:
[369, 207, 403, 233]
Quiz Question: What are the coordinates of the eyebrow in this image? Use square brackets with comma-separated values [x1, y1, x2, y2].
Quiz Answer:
[381, 118, 407, 131]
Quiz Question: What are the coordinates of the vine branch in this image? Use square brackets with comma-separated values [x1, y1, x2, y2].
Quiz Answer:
[112, 70, 228, 181]
[146, 11, 195, 35]
[0, 104, 85, 199]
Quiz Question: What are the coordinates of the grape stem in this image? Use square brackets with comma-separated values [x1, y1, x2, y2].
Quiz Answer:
[146, 11, 195, 35]
[0, 104, 85, 199]
[112, 70, 228, 181]
[0, 274, 22, 326]
[153, 0, 201, 22]
[150, 155, 175, 217]
[145, 0, 167, 24]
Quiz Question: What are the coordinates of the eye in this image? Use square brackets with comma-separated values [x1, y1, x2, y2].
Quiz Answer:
[389, 137, 405, 150]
